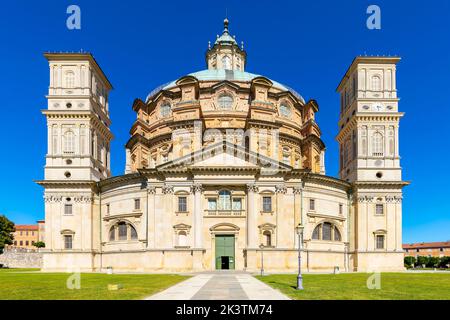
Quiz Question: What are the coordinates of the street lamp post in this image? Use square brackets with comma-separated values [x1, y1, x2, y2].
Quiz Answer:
[259, 243, 264, 276]
[296, 224, 304, 290]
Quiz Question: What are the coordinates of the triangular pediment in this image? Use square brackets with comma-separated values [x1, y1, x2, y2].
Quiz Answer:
[156, 141, 292, 173]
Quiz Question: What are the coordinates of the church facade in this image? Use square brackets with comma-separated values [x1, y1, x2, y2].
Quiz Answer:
[37, 20, 408, 273]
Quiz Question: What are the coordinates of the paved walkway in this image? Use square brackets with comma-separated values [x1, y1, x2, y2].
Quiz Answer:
[146, 272, 290, 300]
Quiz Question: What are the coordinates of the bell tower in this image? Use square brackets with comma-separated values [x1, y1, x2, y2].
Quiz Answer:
[43, 52, 113, 181]
[336, 56, 408, 271]
[336, 56, 402, 183]
[38, 52, 113, 271]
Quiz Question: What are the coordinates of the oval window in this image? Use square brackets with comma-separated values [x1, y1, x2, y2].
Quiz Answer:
[280, 103, 291, 117]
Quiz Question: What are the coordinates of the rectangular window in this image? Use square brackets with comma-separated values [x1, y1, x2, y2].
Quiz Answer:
[339, 204, 343, 215]
[309, 199, 315, 211]
[106, 204, 110, 214]
[64, 204, 73, 215]
[208, 198, 217, 211]
[262, 196, 272, 212]
[64, 235, 73, 249]
[25, 241, 29, 246]
[178, 196, 187, 212]
[134, 198, 140, 210]
[232, 198, 242, 211]
[376, 235, 385, 249]
[375, 204, 384, 215]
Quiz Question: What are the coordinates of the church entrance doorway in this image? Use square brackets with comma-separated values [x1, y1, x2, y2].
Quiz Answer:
[215, 235, 235, 270]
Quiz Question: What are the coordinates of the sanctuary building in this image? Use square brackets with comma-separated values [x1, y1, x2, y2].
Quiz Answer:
[37, 20, 408, 272]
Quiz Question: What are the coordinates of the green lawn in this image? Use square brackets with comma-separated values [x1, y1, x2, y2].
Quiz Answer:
[0, 269, 189, 300]
[256, 273, 450, 300]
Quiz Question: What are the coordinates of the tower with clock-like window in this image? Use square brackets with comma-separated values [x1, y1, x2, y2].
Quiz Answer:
[336, 57, 409, 271]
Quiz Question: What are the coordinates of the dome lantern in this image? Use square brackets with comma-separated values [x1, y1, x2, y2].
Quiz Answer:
[206, 18, 247, 71]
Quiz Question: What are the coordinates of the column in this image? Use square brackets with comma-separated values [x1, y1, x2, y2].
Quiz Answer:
[246, 184, 258, 248]
[192, 184, 203, 248]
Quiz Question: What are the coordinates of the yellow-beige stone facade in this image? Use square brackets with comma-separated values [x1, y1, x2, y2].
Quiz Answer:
[37, 20, 408, 273]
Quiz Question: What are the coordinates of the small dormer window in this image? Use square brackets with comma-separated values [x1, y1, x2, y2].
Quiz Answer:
[160, 102, 171, 117]
[280, 103, 292, 118]
[218, 94, 233, 109]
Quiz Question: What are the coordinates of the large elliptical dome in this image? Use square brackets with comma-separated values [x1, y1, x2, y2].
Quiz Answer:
[130, 18, 323, 174]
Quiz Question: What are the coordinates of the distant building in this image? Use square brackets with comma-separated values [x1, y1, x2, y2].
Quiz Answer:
[9, 221, 45, 249]
[403, 242, 450, 258]
[37, 220, 45, 243]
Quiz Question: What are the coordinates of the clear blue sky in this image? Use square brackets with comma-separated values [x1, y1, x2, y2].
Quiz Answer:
[0, 1, 449, 243]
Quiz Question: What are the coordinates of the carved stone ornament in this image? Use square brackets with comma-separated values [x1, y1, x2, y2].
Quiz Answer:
[190, 184, 203, 194]
[44, 195, 63, 203]
[275, 185, 287, 194]
[162, 185, 174, 194]
[246, 184, 258, 193]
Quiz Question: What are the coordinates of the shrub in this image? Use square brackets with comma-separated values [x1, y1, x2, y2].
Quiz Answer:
[404, 256, 415, 268]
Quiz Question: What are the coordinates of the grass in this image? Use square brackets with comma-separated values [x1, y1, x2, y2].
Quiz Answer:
[0, 268, 189, 300]
[256, 273, 450, 300]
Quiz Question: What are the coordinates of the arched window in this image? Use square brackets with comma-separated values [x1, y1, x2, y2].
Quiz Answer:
[160, 102, 171, 117]
[109, 222, 138, 242]
[322, 222, 332, 241]
[279, 103, 292, 118]
[263, 231, 272, 247]
[178, 231, 187, 246]
[109, 227, 115, 241]
[65, 71, 75, 88]
[312, 222, 341, 241]
[218, 190, 231, 210]
[372, 76, 381, 91]
[372, 132, 384, 156]
[63, 131, 75, 153]
[222, 55, 231, 70]
[218, 94, 233, 109]
[130, 225, 138, 240]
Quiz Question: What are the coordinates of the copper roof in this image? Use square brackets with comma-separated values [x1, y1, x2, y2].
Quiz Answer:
[403, 242, 450, 249]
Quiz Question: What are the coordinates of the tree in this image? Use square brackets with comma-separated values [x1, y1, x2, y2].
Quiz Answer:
[426, 257, 440, 268]
[0, 215, 15, 254]
[33, 241, 45, 248]
[415, 256, 430, 268]
[404, 256, 415, 268]
[438, 256, 450, 268]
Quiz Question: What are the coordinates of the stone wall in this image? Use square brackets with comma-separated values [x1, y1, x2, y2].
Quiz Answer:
[0, 248, 42, 268]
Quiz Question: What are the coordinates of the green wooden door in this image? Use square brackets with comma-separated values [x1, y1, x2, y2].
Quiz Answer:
[215, 235, 235, 270]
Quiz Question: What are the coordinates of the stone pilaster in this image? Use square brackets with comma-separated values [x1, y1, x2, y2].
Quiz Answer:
[191, 184, 203, 248]
[246, 184, 258, 248]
